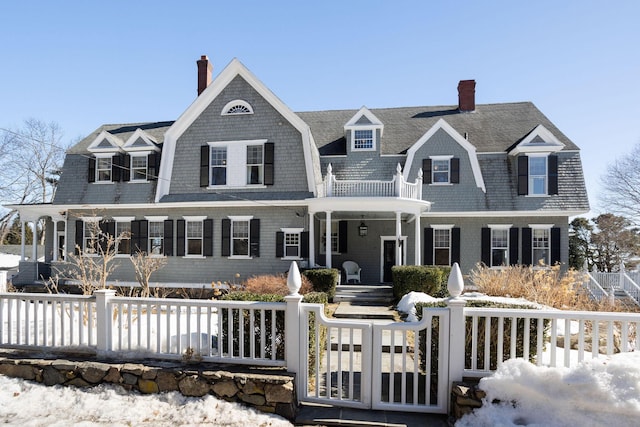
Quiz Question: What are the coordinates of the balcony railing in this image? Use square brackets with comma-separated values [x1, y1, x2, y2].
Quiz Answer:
[319, 163, 423, 200]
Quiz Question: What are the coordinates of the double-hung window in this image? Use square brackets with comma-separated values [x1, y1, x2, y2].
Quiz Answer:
[148, 221, 164, 255]
[490, 227, 509, 267]
[186, 220, 203, 256]
[432, 159, 450, 184]
[83, 220, 100, 255]
[96, 156, 112, 182]
[246, 145, 263, 185]
[532, 227, 551, 266]
[529, 155, 547, 195]
[130, 155, 148, 181]
[282, 228, 303, 259]
[353, 129, 374, 150]
[433, 228, 451, 266]
[319, 220, 339, 254]
[232, 219, 250, 256]
[115, 220, 132, 255]
[210, 147, 227, 186]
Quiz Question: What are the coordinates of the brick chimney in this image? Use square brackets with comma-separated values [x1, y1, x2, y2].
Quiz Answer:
[197, 55, 213, 96]
[458, 80, 476, 112]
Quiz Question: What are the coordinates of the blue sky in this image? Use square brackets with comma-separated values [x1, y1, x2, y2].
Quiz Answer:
[1, 1, 638, 215]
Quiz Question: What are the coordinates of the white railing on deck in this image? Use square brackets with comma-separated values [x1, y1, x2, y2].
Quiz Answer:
[621, 274, 640, 305]
[459, 307, 640, 378]
[592, 272, 619, 291]
[0, 293, 96, 350]
[583, 273, 608, 301]
[321, 163, 423, 199]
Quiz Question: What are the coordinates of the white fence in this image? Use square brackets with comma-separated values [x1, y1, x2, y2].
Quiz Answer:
[320, 163, 423, 199]
[2, 262, 640, 413]
[590, 270, 640, 306]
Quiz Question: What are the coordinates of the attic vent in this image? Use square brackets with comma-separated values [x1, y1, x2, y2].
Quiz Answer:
[221, 99, 254, 115]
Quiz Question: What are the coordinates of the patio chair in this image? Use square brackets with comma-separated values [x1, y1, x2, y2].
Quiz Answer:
[342, 261, 361, 284]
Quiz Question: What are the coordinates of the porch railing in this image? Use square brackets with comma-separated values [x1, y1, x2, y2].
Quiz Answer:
[320, 163, 423, 199]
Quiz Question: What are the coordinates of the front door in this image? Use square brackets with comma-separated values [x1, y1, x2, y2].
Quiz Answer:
[383, 240, 396, 282]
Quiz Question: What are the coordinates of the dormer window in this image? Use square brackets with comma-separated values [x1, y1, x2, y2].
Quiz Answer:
[130, 154, 148, 181]
[221, 100, 254, 115]
[353, 129, 374, 150]
[423, 156, 460, 185]
[96, 156, 113, 182]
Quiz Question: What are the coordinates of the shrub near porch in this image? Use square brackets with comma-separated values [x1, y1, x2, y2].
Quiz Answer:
[391, 265, 451, 300]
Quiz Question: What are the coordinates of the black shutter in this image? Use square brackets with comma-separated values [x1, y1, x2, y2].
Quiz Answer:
[200, 145, 209, 187]
[264, 142, 274, 185]
[148, 152, 160, 181]
[130, 220, 140, 254]
[250, 219, 260, 257]
[112, 155, 121, 182]
[451, 158, 460, 184]
[276, 231, 284, 258]
[176, 219, 185, 257]
[136, 220, 148, 254]
[300, 231, 309, 258]
[203, 219, 213, 257]
[122, 154, 131, 182]
[551, 227, 561, 265]
[517, 156, 528, 195]
[423, 159, 432, 184]
[338, 220, 348, 253]
[88, 157, 96, 183]
[521, 227, 532, 265]
[451, 227, 461, 265]
[75, 220, 84, 255]
[481, 227, 491, 266]
[509, 227, 519, 265]
[548, 155, 558, 195]
[424, 227, 434, 265]
[221, 219, 231, 257]
[163, 220, 174, 256]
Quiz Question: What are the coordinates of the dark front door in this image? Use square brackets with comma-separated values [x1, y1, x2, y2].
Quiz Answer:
[383, 240, 396, 282]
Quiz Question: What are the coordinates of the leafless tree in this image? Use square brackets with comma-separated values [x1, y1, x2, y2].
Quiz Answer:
[0, 119, 68, 243]
[601, 142, 640, 225]
[130, 251, 168, 297]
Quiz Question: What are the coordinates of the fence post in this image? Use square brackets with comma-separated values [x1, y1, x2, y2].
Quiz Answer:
[94, 289, 116, 354]
[446, 263, 466, 412]
[284, 261, 303, 398]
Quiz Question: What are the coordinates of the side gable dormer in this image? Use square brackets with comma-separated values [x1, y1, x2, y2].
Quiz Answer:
[122, 129, 161, 182]
[509, 125, 565, 196]
[344, 107, 383, 153]
[404, 118, 486, 192]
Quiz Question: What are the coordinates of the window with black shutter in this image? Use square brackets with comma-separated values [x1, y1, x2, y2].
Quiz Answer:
[203, 219, 213, 257]
[163, 220, 174, 256]
[176, 219, 185, 257]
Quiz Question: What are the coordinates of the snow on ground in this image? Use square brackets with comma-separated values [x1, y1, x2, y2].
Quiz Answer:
[0, 253, 19, 269]
[0, 374, 292, 426]
[456, 352, 640, 427]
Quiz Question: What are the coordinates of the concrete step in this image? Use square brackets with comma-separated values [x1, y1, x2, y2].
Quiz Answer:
[332, 302, 397, 320]
[334, 284, 394, 304]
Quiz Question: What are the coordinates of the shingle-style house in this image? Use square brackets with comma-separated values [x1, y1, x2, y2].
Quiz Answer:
[9, 56, 589, 287]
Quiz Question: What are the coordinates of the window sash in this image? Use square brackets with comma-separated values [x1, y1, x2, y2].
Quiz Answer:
[491, 229, 509, 267]
[284, 232, 300, 258]
[433, 229, 451, 266]
[131, 155, 148, 181]
[148, 221, 164, 255]
[246, 145, 263, 185]
[432, 159, 450, 183]
[532, 228, 550, 265]
[116, 222, 131, 255]
[232, 220, 249, 256]
[96, 157, 112, 181]
[84, 222, 99, 254]
[210, 147, 227, 186]
[319, 221, 339, 254]
[186, 221, 203, 255]
[529, 157, 547, 195]
[353, 130, 373, 149]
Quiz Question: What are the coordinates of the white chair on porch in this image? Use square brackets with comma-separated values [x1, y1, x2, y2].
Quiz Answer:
[342, 261, 361, 284]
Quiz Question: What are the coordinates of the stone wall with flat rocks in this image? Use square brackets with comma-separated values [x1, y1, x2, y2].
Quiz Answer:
[0, 355, 297, 420]
[451, 381, 485, 420]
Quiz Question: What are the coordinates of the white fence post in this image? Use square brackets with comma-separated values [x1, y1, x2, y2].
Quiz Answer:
[446, 263, 466, 412]
[284, 261, 303, 398]
[0, 271, 7, 293]
[94, 289, 116, 353]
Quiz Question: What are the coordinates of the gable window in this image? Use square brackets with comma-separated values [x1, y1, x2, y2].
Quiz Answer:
[96, 156, 113, 182]
[221, 100, 254, 116]
[130, 155, 148, 181]
[353, 129, 374, 150]
[115, 220, 132, 255]
[422, 157, 460, 185]
[517, 154, 558, 196]
[246, 145, 263, 185]
[210, 147, 227, 186]
[148, 221, 164, 255]
[433, 228, 451, 265]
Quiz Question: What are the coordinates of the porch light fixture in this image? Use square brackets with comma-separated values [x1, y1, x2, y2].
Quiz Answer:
[358, 219, 368, 237]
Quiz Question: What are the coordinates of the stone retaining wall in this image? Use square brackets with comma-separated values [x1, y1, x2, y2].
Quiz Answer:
[0, 355, 297, 420]
[451, 381, 485, 420]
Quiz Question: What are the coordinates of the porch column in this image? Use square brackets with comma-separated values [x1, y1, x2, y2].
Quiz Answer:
[52, 220, 59, 262]
[20, 220, 26, 261]
[395, 211, 402, 266]
[414, 214, 421, 265]
[31, 222, 37, 261]
[308, 212, 315, 267]
[325, 211, 332, 269]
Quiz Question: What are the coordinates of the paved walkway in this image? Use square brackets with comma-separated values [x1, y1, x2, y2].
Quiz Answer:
[295, 402, 449, 426]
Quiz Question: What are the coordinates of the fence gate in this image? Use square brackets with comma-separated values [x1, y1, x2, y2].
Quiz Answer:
[298, 305, 450, 414]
